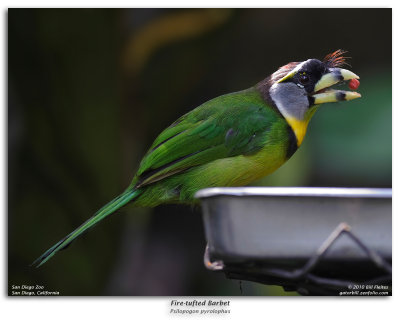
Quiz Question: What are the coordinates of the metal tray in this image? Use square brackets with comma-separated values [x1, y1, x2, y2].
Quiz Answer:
[196, 187, 392, 263]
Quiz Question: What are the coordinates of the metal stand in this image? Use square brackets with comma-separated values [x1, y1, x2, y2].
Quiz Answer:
[204, 222, 392, 295]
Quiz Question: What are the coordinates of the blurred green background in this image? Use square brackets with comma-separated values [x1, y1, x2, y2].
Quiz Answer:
[8, 8, 391, 296]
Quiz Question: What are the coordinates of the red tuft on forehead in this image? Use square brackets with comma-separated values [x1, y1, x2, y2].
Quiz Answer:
[323, 49, 349, 68]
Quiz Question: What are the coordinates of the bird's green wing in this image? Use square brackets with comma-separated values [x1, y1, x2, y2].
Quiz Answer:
[133, 88, 281, 188]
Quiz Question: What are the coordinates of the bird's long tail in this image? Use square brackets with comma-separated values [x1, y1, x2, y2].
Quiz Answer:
[32, 188, 141, 268]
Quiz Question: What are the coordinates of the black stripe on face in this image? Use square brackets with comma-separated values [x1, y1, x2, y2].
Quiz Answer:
[286, 124, 298, 159]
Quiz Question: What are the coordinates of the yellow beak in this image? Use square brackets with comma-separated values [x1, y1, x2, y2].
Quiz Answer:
[312, 68, 361, 104]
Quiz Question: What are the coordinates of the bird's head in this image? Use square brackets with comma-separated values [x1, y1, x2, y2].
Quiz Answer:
[258, 50, 361, 146]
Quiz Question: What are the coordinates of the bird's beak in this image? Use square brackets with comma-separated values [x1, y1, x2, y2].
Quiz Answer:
[312, 68, 361, 104]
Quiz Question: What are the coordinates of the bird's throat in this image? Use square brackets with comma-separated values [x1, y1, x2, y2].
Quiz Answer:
[285, 106, 318, 146]
[285, 117, 310, 147]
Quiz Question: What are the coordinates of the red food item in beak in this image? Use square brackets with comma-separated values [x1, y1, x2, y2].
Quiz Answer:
[349, 78, 360, 90]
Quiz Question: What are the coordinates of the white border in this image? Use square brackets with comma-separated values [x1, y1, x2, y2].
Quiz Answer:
[1, 2, 398, 320]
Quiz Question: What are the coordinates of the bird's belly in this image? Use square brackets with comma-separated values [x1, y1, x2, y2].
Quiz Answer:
[176, 142, 289, 202]
[135, 134, 290, 206]
[203, 145, 287, 186]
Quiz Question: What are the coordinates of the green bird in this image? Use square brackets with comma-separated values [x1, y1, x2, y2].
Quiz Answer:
[33, 50, 361, 267]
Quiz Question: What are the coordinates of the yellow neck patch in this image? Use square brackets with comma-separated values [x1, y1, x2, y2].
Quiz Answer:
[286, 117, 310, 146]
[285, 107, 318, 146]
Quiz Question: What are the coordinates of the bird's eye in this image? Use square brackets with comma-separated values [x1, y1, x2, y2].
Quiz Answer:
[299, 74, 309, 85]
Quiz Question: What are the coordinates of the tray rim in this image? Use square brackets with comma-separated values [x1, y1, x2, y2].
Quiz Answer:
[195, 187, 392, 199]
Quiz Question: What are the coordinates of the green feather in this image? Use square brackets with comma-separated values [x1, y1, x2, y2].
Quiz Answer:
[133, 88, 282, 188]
[34, 86, 292, 266]
[32, 189, 141, 267]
